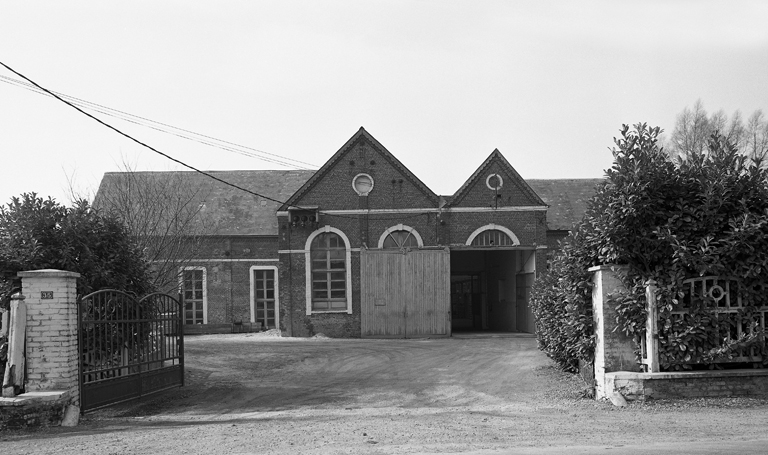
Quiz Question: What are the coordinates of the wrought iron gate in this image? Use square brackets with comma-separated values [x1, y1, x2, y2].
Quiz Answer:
[78, 290, 184, 412]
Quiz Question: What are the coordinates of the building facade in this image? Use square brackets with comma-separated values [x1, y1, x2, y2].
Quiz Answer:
[95, 128, 601, 337]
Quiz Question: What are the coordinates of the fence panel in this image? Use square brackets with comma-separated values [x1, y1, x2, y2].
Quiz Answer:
[78, 290, 184, 412]
[642, 276, 768, 371]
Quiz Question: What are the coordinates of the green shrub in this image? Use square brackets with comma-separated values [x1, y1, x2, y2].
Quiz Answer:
[0, 193, 154, 296]
[533, 123, 768, 371]
[530, 230, 595, 372]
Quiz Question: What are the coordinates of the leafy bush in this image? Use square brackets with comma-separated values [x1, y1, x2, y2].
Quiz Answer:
[530, 230, 595, 372]
[0, 193, 154, 297]
[533, 123, 768, 371]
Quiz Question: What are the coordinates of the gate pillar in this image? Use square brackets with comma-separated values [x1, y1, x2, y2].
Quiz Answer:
[18, 269, 81, 408]
[589, 265, 636, 400]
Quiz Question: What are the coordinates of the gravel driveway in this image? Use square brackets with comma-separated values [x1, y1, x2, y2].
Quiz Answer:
[4, 332, 768, 454]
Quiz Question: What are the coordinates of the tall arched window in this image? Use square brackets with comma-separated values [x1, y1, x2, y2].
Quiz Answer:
[310, 232, 348, 311]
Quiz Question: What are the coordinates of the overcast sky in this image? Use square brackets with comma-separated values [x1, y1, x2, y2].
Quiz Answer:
[2, 1, 767, 205]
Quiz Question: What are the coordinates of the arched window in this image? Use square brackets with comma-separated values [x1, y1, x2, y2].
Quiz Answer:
[466, 224, 520, 247]
[377, 224, 424, 249]
[310, 232, 348, 311]
[471, 229, 514, 246]
[382, 230, 419, 248]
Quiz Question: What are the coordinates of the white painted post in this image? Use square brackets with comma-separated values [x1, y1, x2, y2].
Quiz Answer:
[2, 294, 27, 397]
[645, 280, 660, 373]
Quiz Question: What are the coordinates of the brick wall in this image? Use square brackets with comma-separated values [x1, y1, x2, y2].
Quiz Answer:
[444, 211, 547, 247]
[607, 370, 768, 401]
[173, 236, 279, 326]
[451, 161, 543, 208]
[0, 396, 67, 431]
[293, 138, 438, 211]
[278, 251, 362, 338]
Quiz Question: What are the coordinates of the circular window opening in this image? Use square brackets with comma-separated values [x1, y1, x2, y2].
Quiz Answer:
[486, 174, 503, 190]
[353, 173, 374, 196]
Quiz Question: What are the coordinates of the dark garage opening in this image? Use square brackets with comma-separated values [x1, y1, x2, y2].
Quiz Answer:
[450, 249, 536, 334]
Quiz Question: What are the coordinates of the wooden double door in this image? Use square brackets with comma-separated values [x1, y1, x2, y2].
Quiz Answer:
[360, 248, 450, 338]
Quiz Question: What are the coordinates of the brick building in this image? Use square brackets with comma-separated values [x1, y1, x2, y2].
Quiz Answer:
[95, 127, 600, 337]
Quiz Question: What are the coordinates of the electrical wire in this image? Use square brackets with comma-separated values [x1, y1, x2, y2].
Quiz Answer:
[0, 62, 435, 222]
[0, 74, 318, 170]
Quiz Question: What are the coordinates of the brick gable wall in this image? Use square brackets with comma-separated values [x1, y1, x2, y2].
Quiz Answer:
[291, 139, 436, 211]
[450, 161, 543, 208]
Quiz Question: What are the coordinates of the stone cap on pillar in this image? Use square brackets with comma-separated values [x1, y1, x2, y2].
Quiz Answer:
[17, 269, 81, 279]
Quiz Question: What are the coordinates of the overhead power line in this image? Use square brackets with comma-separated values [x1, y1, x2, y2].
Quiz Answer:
[0, 62, 433, 222]
[0, 60, 299, 206]
[0, 74, 318, 170]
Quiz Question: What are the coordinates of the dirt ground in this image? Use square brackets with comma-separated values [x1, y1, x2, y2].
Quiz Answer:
[3, 332, 768, 454]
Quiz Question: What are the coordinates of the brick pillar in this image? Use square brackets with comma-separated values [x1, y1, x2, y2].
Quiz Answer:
[589, 265, 637, 400]
[18, 269, 81, 407]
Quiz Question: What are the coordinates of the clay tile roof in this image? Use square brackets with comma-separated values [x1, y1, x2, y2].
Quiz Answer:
[94, 170, 315, 236]
[526, 179, 603, 231]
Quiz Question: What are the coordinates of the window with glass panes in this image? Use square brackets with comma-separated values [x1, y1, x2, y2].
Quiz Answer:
[182, 268, 205, 324]
[310, 232, 347, 310]
[253, 269, 276, 329]
[382, 229, 419, 248]
[471, 229, 514, 247]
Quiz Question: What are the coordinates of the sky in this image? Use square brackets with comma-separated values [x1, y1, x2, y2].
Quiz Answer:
[2, 1, 768, 205]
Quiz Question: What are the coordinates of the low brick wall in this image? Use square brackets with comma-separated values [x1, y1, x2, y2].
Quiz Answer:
[0, 391, 69, 431]
[606, 369, 768, 401]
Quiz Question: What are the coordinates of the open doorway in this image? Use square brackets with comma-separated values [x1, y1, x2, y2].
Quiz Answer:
[450, 249, 536, 333]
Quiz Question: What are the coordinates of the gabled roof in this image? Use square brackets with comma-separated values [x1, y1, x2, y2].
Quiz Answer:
[95, 170, 314, 236]
[446, 149, 546, 207]
[526, 179, 603, 230]
[279, 127, 439, 210]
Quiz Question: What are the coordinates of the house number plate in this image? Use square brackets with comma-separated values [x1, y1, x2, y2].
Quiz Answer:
[41, 291, 54, 299]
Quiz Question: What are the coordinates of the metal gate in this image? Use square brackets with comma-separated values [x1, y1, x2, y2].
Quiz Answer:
[78, 290, 184, 412]
[360, 248, 451, 338]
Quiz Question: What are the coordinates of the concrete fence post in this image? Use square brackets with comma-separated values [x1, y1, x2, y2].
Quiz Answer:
[2, 294, 27, 397]
[645, 280, 660, 373]
[17, 269, 81, 409]
[589, 265, 637, 400]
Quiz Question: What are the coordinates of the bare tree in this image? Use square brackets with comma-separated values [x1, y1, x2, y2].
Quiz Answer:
[743, 110, 768, 165]
[667, 100, 768, 167]
[93, 161, 216, 292]
[669, 99, 711, 160]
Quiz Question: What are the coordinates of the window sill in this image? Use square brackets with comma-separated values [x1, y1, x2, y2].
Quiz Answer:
[308, 309, 351, 315]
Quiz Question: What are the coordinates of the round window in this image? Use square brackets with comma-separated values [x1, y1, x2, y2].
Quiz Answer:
[486, 173, 503, 190]
[352, 173, 374, 196]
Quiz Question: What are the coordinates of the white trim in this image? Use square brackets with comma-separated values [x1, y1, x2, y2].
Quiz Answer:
[304, 225, 353, 316]
[155, 258, 278, 263]
[465, 224, 520, 246]
[277, 206, 546, 216]
[178, 266, 208, 324]
[377, 224, 424, 248]
[352, 173, 374, 196]
[250, 265, 279, 330]
[441, 206, 547, 213]
[486, 173, 504, 190]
